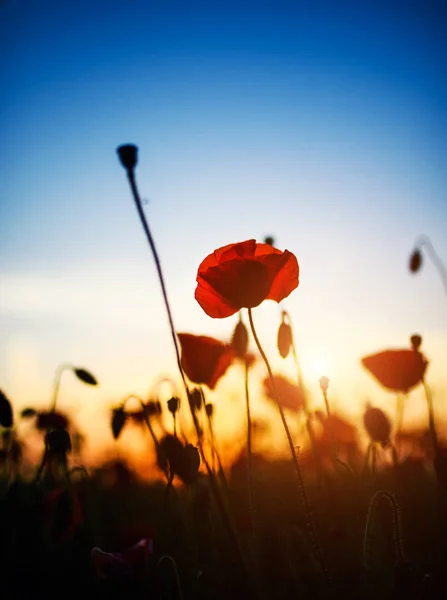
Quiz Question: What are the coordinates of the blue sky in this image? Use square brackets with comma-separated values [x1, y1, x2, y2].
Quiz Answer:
[1, 0, 446, 456]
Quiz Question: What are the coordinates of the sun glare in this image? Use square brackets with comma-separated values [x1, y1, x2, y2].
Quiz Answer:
[301, 354, 333, 383]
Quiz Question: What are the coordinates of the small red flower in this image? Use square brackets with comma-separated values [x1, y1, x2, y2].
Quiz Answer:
[195, 239, 299, 318]
[263, 374, 305, 413]
[178, 333, 236, 389]
[362, 349, 428, 393]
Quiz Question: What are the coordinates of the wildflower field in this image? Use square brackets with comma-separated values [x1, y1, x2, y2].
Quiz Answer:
[1, 145, 446, 600]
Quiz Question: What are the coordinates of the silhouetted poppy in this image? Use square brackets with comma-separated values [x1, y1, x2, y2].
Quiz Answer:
[178, 333, 236, 389]
[36, 411, 69, 431]
[362, 349, 428, 393]
[263, 374, 305, 412]
[195, 239, 299, 318]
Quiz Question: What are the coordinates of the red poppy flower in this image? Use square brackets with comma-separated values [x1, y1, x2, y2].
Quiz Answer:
[195, 239, 299, 318]
[263, 374, 305, 413]
[362, 349, 428, 393]
[178, 333, 236, 389]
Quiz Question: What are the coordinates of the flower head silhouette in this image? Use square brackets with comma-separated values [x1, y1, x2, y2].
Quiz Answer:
[178, 333, 235, 389]
[195, 239, 299, 318]
[361, 348, 428, 393]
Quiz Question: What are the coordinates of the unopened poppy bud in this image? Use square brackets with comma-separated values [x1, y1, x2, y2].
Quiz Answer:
[409, 249, 422, 273]
[231, 320, 248, 358]
[111, 407, 127, 440]
[319, 376, 330, 394]
[117, 144, 138, 171]
[188, 388, 203, 411]
[277, 318, 293, 358]
[167, 397, 180, 415]
[363, 406, 391, 446]
[205, 403, 214, 418]
[410, 334, 422, 351]
[264, 236, 275, 246]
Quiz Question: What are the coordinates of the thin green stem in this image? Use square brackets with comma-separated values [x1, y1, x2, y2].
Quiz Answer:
[247, 308, 326, 575]
[422, 378, 438, 454]
[50, 363, 72, 412]
[244, 351, 255, 537]
[125, 169, 189, 398]
[283, 310, 321, 477]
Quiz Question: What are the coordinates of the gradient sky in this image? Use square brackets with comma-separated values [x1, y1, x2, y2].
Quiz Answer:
[1, 0, 447, 464]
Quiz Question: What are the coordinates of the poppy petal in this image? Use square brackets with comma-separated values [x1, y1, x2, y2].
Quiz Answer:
[195, 275, 239, 318]
[362, 349, 427, 393]
[178, 333, 235, 389]
[265, 251, 299, 303]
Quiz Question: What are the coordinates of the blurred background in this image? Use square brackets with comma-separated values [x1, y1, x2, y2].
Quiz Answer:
[1, 0, 446, 472]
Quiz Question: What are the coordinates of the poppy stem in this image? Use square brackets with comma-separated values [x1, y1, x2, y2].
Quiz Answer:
[187, 392, 253, 587]
[244, 350, 255, 542]
[201, 388, 229, 490]
[285, 311, 321, 473]
[416, 235, 447, 296]
[50, 363, 73, 412]
[422, 378, 438, 454]
[247, 308, 326, 575]
[124, 168, 189, 398]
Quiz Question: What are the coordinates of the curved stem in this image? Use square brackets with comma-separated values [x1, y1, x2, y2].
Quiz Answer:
[422, 378, 438, 454]
[417, 235, 447, 296]
[50, 363, 72, 412]
[244, 351, 255, 537]
[125, 169, 189, 398]
[283, 310, 321, 475]
[247, 308, 326, 575]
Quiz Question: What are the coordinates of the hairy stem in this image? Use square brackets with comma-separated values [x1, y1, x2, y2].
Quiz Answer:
[125, 169, 189, 398]
[248, 308, 326, 574]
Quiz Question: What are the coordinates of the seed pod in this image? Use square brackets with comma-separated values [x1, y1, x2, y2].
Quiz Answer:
[363, 406, 391, 446]
[231, 320, 249, 358]
[409, 249, 422, 273]
[410, 334, 422, 351]
[205, 403, 214, 418]
[264, 236, 275, 246]
[117, 144, 138, 171]
[277, 319, 293, 358]
[319, 376, 330, 394]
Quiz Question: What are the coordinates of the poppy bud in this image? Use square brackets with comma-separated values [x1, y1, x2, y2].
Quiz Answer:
[21, 407, 37, 418]
[0, 389, 13, 428]
[188, 388, 203, 411]
[231, 320, 249, 358]
[409, 249, 422, 273]
[410, 334, 422, 351]
[277, 318, 293, 358]
[264, 236, 275, 246]
[117, 144, 138, 172]
[111, 407, 127, 440]
[363, 406, 391, 446]
[319, 376, 330, 394]
[167, 396, 180, 415]
[74, 368, 98, 386]
[205, 403, 214, 418]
